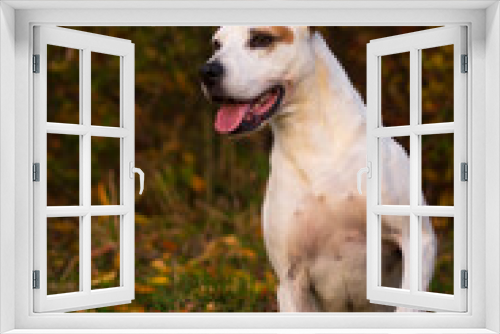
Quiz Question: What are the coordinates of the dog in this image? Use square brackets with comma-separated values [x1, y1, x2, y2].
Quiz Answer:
[200, 26, 437, 312]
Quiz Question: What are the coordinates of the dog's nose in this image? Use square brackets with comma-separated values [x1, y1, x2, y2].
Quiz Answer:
[199, 61, 224, 86]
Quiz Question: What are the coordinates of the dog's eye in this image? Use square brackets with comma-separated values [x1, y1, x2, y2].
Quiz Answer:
[212, 39, 222, 51]
[249, 33, 275, 49]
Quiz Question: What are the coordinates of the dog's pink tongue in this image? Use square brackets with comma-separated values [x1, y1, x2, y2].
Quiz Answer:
[254, 91, 279, 115]
[215, 104, 249, 134]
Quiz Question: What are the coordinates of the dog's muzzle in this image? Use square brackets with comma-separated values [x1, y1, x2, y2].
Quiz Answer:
[199, 60, 285, 136]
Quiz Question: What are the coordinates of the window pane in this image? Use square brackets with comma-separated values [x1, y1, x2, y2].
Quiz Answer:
[91, 52, 120, 127]
[421, 216, 453, 295]
[421, 133, 454, 206]
[47, 45, 80, 124]
[47, 217, 80, 295]
[380, 215, 408, 290]
[47, 134, 80, 206]
[421, 45, 454, 124]
[381, 52, 410, 127]
[91, 136, 120, 205]
[380, 136, 410, 205]
[91, 215, 121, 289]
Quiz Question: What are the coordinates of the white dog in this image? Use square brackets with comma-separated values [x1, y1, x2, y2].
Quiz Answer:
[200, 26, 436, 312]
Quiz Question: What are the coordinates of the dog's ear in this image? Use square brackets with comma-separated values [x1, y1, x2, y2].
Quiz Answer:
[297, 26, 318, 38]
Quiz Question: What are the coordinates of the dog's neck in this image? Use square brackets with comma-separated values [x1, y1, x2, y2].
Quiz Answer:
[270, 33, 366, 185]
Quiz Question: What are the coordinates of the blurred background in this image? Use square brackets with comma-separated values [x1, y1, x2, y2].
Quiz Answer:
[45, 26, 454, 312]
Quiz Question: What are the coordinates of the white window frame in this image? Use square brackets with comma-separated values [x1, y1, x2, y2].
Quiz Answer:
[0, 1, 499, 333]
[365, 26, 468, 312]
[33, 26, 136, 313]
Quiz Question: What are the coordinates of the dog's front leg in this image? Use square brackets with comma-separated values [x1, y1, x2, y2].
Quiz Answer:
[394, 217, 436, 313]
[277, 266, 321, 312]
[395, 217, 418, 313]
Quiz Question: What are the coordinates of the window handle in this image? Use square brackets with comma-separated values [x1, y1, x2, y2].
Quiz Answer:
[129, 162, 144, 195]
[357, 161, 372, 195]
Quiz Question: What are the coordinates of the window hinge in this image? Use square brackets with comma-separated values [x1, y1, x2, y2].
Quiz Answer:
[33, 163, 40, 182]
[33, 54, 40, 73]
[461, 162, 468, 181]
[33, 270, 40, 289]
[461, 54, 468, 73]
[461, 270, 468, 289]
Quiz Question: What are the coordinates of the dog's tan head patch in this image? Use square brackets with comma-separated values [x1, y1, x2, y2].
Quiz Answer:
[270, 26, 295, 44]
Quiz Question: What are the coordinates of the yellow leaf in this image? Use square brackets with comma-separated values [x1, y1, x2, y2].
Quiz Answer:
[135, 283, 155, 294]
[149, 276, 169, 285]
[222, 235, 239, 246]
[92, 271, 116, 285]
[102, 271, 116, 282]
[150, 259, 171, 274]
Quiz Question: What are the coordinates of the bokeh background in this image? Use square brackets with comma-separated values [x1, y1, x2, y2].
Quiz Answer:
[45, 26, 454, 312]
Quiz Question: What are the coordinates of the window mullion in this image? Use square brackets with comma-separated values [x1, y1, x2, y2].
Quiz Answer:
[119, 55, 125, 287]
[82, 48, 92, 294]
[78, 41, 83, 296]
[417, 48, 424, 292]
[409, 48, 420, 294]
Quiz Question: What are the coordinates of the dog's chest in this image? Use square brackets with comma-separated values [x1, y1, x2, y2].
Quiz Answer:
[262, 162, 362, 276]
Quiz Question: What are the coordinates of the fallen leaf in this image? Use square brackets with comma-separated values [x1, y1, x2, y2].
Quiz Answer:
[191, 175, 206, 193]
[151, 259, 171, 274]
[222, 235, 239, 246]
[135, 283, 155, 294]
[92, 271, 116, 285]
[149, 276, 170, 285]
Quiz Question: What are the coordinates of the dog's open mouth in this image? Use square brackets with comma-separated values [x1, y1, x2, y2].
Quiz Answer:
[214, 85, 285, 135]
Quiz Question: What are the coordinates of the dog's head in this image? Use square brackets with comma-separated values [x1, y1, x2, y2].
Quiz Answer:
[200, 26, 316, 135]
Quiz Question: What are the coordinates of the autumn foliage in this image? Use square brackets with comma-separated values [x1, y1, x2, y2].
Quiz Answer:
[45, 26, 454, 312]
